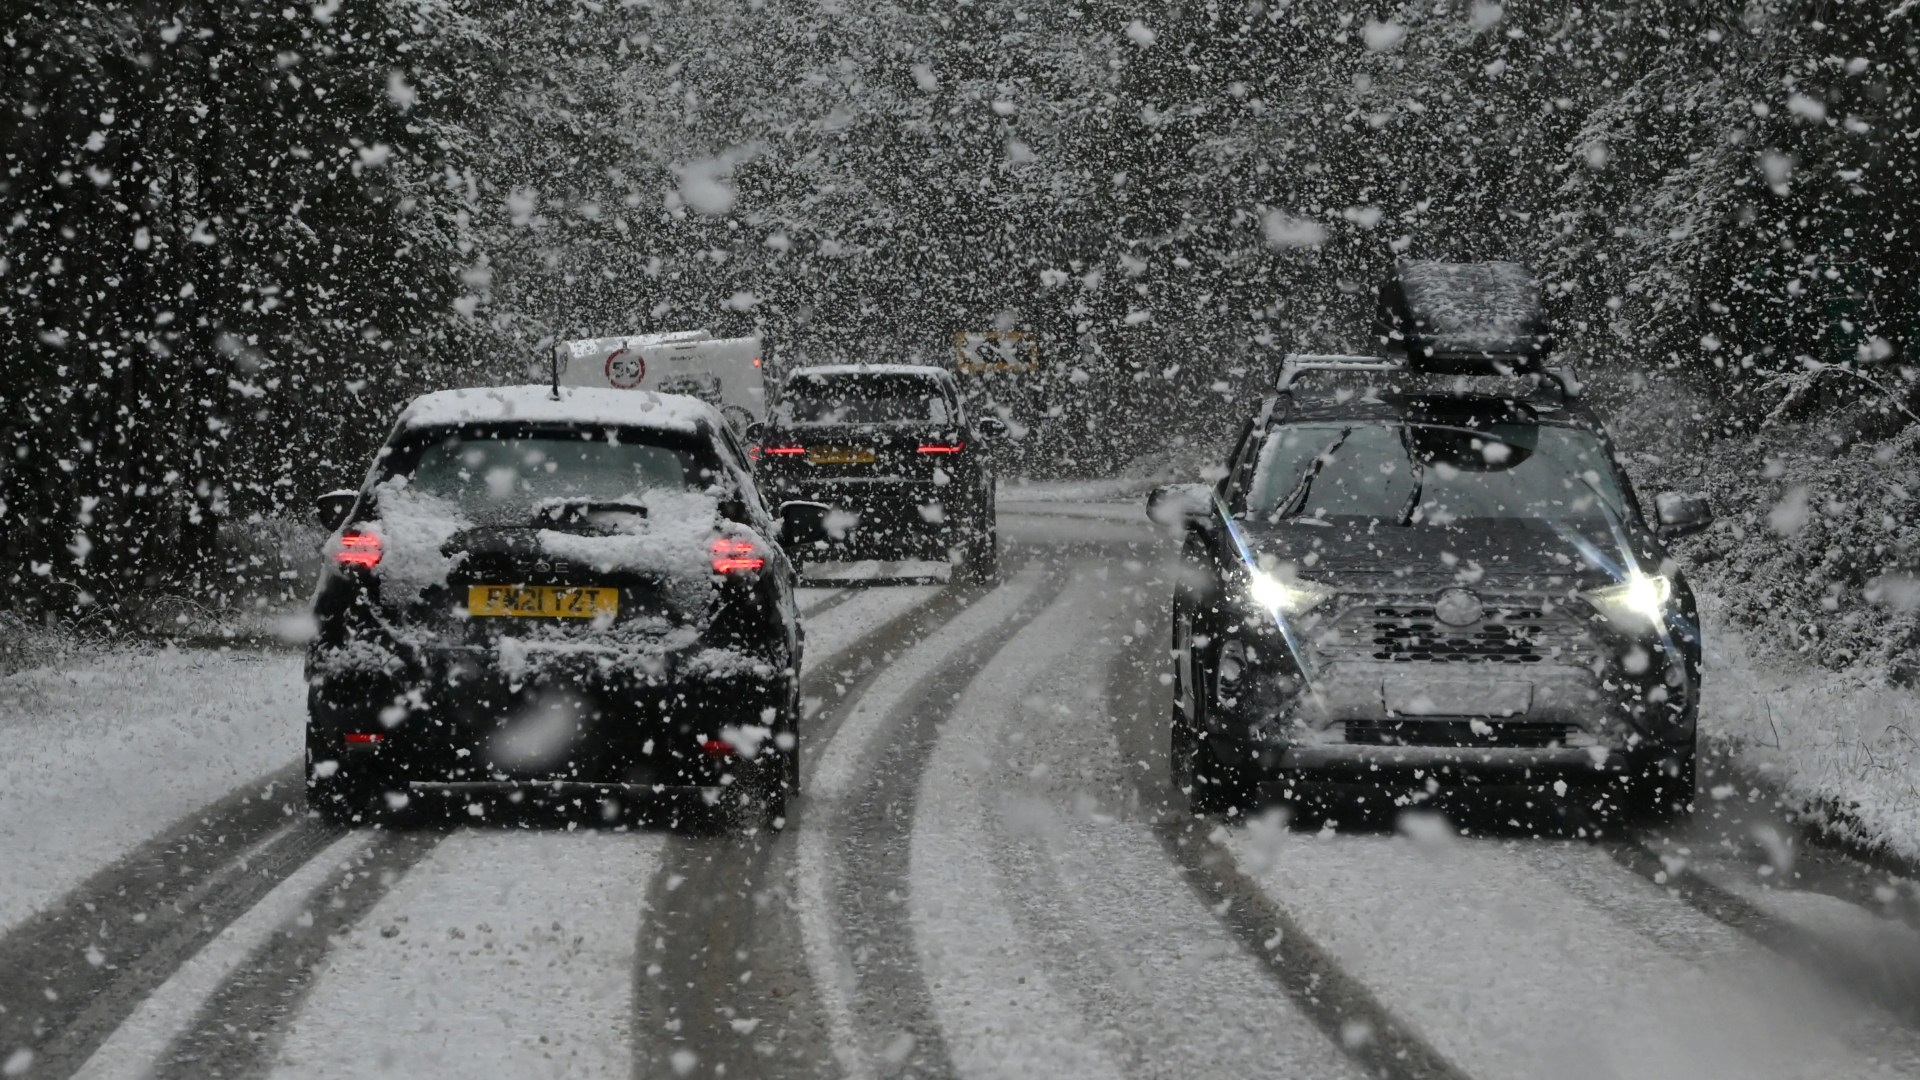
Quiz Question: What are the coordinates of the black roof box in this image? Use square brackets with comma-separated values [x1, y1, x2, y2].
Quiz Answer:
[1373, 260, 1553, 374]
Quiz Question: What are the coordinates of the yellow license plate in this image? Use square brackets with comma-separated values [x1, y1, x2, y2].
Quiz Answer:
[808, 446, 875, 465]
[467, 585, 619, 619]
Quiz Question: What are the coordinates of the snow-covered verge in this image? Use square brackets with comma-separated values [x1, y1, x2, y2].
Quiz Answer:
[1698, 593, 1920, 866]
[1000, 440, 1226, 504]
[0, 647, 304, 934]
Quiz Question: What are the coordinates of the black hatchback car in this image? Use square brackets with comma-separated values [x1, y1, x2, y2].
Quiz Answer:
[306, 386, 802, 828]
[1155, 353, 1714, 822]
[751, 364, 1005, 580]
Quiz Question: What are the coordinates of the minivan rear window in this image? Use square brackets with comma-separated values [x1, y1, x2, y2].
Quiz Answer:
[776, 375, 952, 424]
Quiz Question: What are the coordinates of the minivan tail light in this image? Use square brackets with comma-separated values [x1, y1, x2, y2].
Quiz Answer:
[711, 537, 766, 574]
[335, 532, 382, 568]
[917, 443, 965, 454]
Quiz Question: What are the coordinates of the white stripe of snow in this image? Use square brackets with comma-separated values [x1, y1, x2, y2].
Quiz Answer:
[74, 830, 372, 1080]
[268, 830, 667, 1079]
[1222, 824, 1920, 1079]
[796, 564, 1049, 1080]
[0, 648, 305, 937]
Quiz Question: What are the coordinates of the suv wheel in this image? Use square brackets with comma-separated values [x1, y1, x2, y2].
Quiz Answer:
[1627, 743, 1697, 826]
[1179, 639, 1254, 815]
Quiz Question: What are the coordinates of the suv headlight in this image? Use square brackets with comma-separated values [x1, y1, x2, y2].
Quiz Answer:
[1247, 570, 1335, 619]
[1583, 571, 1672, 628]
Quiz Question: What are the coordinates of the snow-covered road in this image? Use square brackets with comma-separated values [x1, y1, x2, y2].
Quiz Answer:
[6, 503, 1920, 1079]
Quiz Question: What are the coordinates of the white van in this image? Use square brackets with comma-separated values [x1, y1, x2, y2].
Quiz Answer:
[548, 331, 768, 432]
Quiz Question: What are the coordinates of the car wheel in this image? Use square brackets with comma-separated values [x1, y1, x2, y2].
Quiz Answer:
[306, 735, 374, 827]
[1628, 743, 1697, 826]
[960, 518, 999, 583]
[1181, 638, 1254, 816]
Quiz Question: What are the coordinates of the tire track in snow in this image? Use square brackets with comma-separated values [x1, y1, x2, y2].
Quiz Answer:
[1103, 616, 1473, 1080]
[1605, 835, 1920, 1028]
[921, 565, 1364, 1080]
[817, 564, 1070, 1078]
[630, 576, 995, 1079]
[150, 828, 445, 1079]
[797, 586, 854, 620]
[0, 766, 313, 1079]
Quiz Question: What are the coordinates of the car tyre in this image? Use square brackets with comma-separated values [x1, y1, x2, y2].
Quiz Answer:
[306, 734, 376, 827]
[1628, 743, 1697, 826]
[1179, 640, 1254, 816]
[959, 518, 999, 584]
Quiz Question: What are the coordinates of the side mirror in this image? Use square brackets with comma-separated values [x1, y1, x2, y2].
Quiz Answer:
[1147, 483, 1214, 531]
[1654, 491, 1713, 540]
[314, 489, 358, 532]
[975, 416, 1008, 437]
[779, 500, 832, 550]
[744, 421, 765, 443]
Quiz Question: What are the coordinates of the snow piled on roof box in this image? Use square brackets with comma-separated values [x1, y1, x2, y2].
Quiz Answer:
[396, 385, 721, 432]
[1374, 260, 1552, 371]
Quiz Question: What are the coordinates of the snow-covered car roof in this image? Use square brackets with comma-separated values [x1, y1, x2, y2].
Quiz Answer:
[395, 385, 723, 434]
[785, 363, 950, 381]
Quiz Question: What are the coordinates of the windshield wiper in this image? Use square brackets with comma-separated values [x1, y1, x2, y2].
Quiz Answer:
[1396, 425, 1425, 526]
[1273, 427, 1353, 521]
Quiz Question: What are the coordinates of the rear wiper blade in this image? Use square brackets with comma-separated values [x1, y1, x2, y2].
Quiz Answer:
[534, 498, 649, 525]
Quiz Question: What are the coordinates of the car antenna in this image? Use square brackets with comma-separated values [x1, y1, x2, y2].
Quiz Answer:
[544, 330, 564, 401]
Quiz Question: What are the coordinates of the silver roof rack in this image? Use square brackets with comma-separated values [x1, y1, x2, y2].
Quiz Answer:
[1276, 353, 1405, 393]
[1276, 352, 1581, 401]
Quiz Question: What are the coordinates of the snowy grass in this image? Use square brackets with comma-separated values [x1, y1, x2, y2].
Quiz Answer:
[1699, 593, 1920, 865]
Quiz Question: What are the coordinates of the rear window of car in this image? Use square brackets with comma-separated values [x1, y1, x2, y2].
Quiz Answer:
[384, 426, 724, 519]
[776, 374, 952, 424]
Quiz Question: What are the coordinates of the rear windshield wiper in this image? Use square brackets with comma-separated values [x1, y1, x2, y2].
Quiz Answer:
[534, 498, 649, 526]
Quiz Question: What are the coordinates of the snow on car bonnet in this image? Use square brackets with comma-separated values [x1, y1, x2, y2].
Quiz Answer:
[395, 384, 718, 433]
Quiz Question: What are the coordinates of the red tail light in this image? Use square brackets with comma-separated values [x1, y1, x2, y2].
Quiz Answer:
[335, 531, 382, 568]
[917, 443, 965, 454]
[762, 446, 806, 457]
[344, 732, 385, 745]
[701, 738, 735, 758]
[710, 537, 766, 574]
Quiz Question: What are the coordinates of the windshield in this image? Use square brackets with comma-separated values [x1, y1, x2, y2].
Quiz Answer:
[776, 374, 952, 425]
[1246, 421, 1629, 526]
[390, 429, 723, 520]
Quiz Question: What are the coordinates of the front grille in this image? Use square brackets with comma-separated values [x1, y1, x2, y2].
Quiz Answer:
[1315, 601, 1593, 665]
[1344, 720, 1577, 748]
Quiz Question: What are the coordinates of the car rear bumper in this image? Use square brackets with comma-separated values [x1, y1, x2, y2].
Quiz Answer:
[1276, 743, 1629, 774]
[772, 478, 988, 556]
[308, 648, 787, 789]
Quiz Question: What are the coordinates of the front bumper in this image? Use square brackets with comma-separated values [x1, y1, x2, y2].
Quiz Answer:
[1203, 624, 1696, 783]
